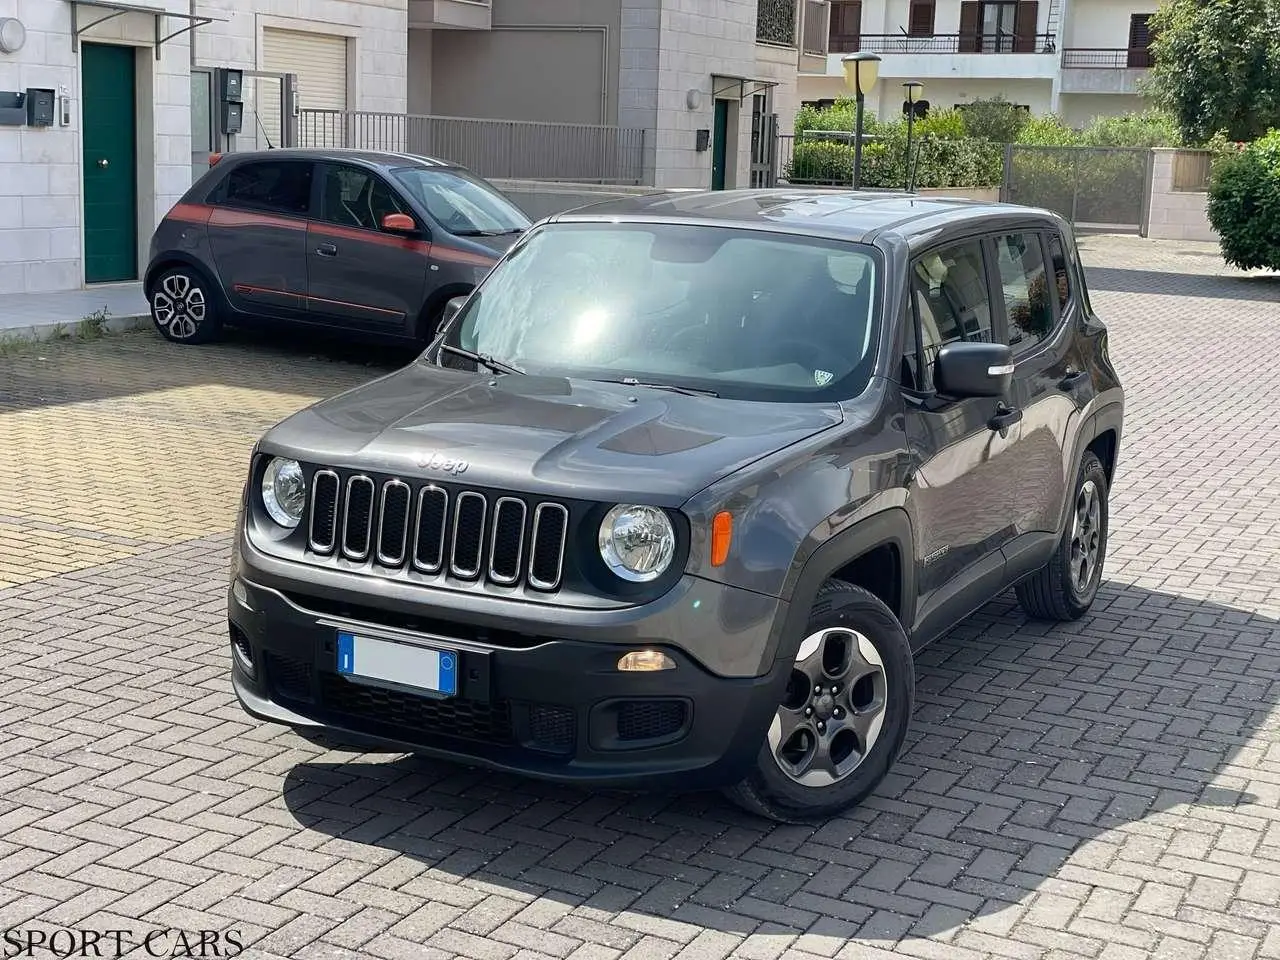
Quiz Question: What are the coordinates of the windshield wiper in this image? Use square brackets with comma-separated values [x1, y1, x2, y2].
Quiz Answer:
[438, 343, 525, 376]
[606, 377, 719, 398]
[453, 227, 525, 237]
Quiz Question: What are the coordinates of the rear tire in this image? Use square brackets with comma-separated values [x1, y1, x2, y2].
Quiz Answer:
[150, 266, 220, 344]
[1015, 450, 1109, 621]
[724, 580, 914, 823]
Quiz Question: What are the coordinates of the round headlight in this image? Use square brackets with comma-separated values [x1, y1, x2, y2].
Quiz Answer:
[261, 457, 306, 528]
[598, 504, 676, 582]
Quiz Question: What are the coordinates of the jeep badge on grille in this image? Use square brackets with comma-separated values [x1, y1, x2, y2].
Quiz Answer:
[416, 452, 469, 476]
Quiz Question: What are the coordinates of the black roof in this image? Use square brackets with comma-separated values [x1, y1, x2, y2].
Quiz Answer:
[215, 147, 458, 170]
[550, 188, 1060, 244]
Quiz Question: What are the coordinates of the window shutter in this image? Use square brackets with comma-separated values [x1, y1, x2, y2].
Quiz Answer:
[829, 0, 863, 51]
[908, 0, 935, 36]
[1013, 1, 1038, 52]
[958, 2, 979, 51]
[1128, 14, 1153, 67]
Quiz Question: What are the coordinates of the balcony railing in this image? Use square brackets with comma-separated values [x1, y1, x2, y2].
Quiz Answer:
[1061, 48, 1152, 69]
[802, 0, 829, 55]
[757, 0, 798, 46]
[850, 32, 1057, 54]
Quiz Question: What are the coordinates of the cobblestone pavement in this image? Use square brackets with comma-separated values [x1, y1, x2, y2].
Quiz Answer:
[3, 235, 1280, 960]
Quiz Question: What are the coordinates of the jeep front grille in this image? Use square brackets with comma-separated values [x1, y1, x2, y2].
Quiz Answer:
[308, 471, 569, 592]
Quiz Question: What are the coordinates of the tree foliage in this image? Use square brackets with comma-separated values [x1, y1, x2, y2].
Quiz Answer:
[1145, 0, 1280, 144]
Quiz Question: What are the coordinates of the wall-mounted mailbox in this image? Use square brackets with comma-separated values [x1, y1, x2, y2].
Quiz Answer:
[218, 68, 243, 103]
[0, 91, 24, 126]
[25, 88, 54, 127]
[695, 128, 710, 152]
[220, 100, 243, 135]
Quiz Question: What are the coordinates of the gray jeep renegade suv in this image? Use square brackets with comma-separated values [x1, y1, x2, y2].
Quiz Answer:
[228, 189, 1124, 822]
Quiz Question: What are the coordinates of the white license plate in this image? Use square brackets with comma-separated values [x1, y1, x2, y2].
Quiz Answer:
[335, 631, 458, 697]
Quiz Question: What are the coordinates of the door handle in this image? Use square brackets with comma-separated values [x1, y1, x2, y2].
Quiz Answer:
[988, 402, 1023, 432]
[1058, 369, 1088, 391]
[316, 243, 338, 257]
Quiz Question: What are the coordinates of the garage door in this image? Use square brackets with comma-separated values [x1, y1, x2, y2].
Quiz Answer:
[264, 28, 348, 146]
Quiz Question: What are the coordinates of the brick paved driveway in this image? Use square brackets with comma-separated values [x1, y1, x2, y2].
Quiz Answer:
[3, 236, 1280, 960]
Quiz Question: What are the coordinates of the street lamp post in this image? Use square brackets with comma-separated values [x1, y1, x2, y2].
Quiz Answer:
[841, 52, 881, 190]
[903, 81, 924, 192]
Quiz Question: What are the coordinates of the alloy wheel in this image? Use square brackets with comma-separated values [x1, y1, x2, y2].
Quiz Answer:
[1070, 478, 1102, 594]
[152, 273, 206, 340]
[768, 627, 888, 787]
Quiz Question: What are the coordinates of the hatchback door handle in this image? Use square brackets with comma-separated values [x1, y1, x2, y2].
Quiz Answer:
[988, 402, 1023, 432]
[1058, 369, 1088, 390]
[316, 243, 338, 257]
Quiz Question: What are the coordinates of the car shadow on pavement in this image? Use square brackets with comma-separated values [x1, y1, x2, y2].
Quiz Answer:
[1085, 265, 1280, 301]
[279, 579, 1272, 942]
[0, 325, 412, 413]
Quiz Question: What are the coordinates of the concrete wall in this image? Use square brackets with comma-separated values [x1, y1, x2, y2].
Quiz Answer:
[796, 74, 1054, 122]
[0, 0, 191, 296]
[1063, 0, 1156, 49]
[1057, 92, 1146, 127]
[1146, 148, 1217, 243]
[195, 0, 408, 113]
[408, 0, 620, 125]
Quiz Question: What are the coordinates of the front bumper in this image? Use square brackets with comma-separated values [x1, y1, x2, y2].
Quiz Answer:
[228, 575, 792, 792]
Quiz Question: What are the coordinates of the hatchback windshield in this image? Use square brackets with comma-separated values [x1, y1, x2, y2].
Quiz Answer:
[441, 221, 881, 401]
[390, 167, 531, 236]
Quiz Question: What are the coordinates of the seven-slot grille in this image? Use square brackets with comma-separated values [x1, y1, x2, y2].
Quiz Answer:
[307, 469, 569, 591]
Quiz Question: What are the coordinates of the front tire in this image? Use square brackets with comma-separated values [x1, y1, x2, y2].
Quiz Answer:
[725, 581, 914, 823]
[150, 267, 220, 344]
[1015, 450, 1109, 621]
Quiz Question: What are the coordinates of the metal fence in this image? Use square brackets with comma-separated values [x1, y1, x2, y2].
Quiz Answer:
[854, 32, 1057, 54]
[1002, 145, 1153, 234]
[297, 109, 647, 184]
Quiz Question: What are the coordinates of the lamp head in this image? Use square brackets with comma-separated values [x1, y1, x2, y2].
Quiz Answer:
[841, 52, 882, 97]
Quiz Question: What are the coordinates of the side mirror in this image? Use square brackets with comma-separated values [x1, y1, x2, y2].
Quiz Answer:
[441, 295, 468, 327]
[382, 212, 417, 233]
[934, 341, 1013, 399]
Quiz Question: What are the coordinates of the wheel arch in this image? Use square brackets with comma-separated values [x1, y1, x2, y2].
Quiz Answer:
[415, 282, 475, 342]
[1055, 401, 1123, 536]
[144, 254, 219, 300]
[769, 508, 918, 667]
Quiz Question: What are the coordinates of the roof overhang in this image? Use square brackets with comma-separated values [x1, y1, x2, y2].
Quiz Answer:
[712, 74, 782, 102]
[65, 0, 227, 60]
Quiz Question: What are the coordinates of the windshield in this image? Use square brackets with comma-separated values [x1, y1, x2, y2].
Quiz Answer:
[440, 221, 881, 401]
[390, 167, 531, 236]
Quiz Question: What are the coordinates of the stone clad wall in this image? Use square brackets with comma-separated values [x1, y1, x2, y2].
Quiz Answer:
[1146, 147, 1218, 243]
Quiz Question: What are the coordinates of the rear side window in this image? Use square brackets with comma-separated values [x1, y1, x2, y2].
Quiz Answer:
[994, 232, 1056, 354]
[217, 160, 313, 216]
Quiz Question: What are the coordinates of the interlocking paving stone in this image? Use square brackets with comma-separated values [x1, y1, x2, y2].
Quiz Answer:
[2, 236, 1280, 958]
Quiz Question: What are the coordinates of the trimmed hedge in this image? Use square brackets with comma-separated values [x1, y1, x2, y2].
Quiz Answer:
[1206, 129, 1280, 271]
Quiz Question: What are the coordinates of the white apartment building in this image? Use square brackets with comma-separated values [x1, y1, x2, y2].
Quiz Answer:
[795, 0, 1154, 127]
[0, 0, 814, 298]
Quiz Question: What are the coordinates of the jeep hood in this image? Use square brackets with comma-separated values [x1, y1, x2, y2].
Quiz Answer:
[260, 362, 845, 505]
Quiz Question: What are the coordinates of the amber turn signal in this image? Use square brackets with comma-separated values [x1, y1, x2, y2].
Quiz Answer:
[711, 511, 733, 567]
[617, 650, 676, 672]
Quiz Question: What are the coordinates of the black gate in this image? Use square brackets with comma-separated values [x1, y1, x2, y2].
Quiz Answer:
[1002, 145, 1153, 234]
[750, 95, 779, 188]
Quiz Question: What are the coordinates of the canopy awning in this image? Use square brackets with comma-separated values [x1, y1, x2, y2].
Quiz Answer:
[712, 74, 782, 103]
[66, 0, 227, 60]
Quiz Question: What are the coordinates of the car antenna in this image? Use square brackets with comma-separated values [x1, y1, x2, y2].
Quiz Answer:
[254, 108, 274, 149]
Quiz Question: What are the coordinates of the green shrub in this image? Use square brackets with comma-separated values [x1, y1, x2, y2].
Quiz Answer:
[957, 96, 1031, 143]
[784, 134, 1002, 189]
[1081, 109, 1182, 148]
[1206, 128, 1280, 270]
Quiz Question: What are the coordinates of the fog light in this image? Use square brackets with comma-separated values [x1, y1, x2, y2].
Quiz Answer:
[231, 578, 251, 610]
[617, 650, 676, 672]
